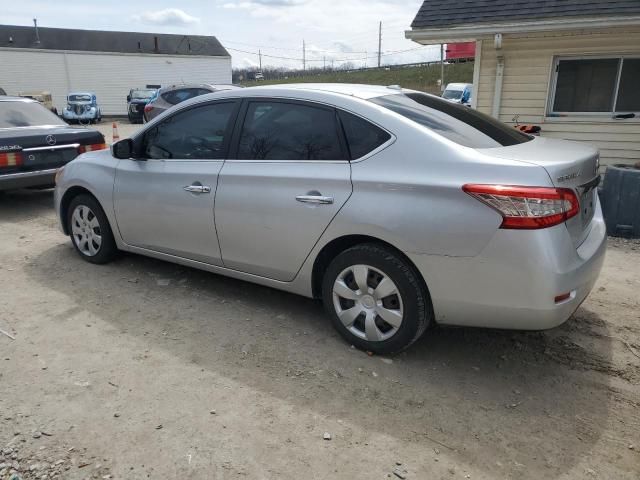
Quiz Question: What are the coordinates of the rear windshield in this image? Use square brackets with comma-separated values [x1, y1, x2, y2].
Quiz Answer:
[0, 101, 65, 128]
[131, 89, 156, 100]
[370, 92, 531, 148]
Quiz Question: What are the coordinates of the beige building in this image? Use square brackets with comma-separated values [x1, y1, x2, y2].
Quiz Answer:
[407, 1, 640, 169]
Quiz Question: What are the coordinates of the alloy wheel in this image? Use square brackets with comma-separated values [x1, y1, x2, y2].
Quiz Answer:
[332, 264, 404, 342]
[71, 205, 102, 256]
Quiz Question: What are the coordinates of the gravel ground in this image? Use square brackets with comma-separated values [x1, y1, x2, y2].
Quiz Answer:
[0, 159, 639, 479]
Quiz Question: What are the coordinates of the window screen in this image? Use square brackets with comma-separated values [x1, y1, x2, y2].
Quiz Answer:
[238, 101, 344, 160]
[553, 59, 619, 112]
[338, 111, 391, 159]
[616, 59, 640, 112]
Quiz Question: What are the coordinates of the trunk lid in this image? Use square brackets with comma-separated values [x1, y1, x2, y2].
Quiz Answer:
[0, 126, 105, 173]
[480, 137, 600, 247]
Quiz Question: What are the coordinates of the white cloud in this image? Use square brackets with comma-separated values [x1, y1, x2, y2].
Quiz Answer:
[134, 8, 200, 26]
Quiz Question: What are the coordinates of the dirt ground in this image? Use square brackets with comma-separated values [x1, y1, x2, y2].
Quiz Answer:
[1, 131, 639, 479]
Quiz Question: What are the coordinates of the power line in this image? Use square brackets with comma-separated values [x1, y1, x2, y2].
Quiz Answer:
[226, 44, 434, 65]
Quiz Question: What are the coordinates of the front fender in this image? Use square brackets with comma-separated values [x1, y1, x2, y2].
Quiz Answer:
[55, 151, 121, 244]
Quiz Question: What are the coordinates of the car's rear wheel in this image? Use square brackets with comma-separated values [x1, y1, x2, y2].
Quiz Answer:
[322, 243, 431, 354]
[67, 194, 117, 264]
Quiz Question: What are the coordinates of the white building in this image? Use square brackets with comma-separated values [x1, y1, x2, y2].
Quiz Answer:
[0, 24, 232, 115]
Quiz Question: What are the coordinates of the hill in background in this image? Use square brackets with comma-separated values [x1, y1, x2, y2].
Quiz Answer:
[239, 62, 474, 94]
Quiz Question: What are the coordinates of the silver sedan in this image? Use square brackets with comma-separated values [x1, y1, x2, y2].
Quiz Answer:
[54, 84, 606, 354]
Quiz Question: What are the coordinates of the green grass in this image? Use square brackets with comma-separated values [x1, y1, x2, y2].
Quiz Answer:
[240, 62, 474, 94]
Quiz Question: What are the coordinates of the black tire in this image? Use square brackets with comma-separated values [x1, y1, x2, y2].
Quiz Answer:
[67, 194, 118, 264]
[321, 243, 432, 355]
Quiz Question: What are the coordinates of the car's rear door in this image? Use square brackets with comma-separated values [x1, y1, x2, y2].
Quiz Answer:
[214, 98, 352, 281]
[113, 100, 239, 265]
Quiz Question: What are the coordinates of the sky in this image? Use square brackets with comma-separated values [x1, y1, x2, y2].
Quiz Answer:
[2, 0, 441, 70]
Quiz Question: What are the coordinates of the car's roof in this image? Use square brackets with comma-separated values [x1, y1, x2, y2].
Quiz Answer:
[243, 83, 407, 100]
[0, 96, 37, 103]
[444, 83, 472, 89]
[160, 83, 239, 92]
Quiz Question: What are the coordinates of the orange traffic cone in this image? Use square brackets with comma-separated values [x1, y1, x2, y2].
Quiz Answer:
[112, 122, 120, 143]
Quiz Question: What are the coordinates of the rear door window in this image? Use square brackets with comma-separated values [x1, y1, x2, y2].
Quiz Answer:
[370, 92, 531, 148]
[338, 110, 391, 159]
[237, 101, 345, 160]
[143, 102, 236, 159]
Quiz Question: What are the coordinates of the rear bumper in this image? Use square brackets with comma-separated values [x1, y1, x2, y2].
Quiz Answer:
[0, 169, 57, 191]
[409, 200, 607, 330]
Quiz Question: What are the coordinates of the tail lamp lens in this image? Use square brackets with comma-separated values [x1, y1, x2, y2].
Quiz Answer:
[463, 184, 579, 229]
[78, 143, 108, 154]
[0, 151, 23, 167]
[144, 104, 153, 113]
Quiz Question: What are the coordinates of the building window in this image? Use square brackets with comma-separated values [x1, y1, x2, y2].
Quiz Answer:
[549, 56, 640, 116]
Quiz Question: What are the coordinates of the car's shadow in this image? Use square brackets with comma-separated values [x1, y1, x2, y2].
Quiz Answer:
[0, 188, 55, 222]
[27, 239, 620, 479]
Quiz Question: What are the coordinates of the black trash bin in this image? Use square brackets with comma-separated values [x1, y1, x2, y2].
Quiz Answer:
[600, 164, 640, 238]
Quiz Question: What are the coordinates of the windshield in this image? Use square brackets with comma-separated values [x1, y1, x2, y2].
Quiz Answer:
[0, 101, 65, 128]
[69, 94, 92, 102]
[442, 89, 463, 100]
[131, 89, 156, 100]
[370, 92, 531, 148]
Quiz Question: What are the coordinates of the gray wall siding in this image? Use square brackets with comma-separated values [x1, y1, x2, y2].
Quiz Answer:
[0, 49, 232, 115]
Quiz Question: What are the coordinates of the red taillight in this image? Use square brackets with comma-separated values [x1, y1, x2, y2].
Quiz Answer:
[554, 292, 572, 304]
[0, 151, 23, 167]
[78, 143, 108, 154]
[463, 184, 579, 230]
[144, 104, 153, 113]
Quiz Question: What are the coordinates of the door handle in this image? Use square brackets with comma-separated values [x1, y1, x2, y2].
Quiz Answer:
[295, 195, 334, 205]
[183, 184, 211, 194]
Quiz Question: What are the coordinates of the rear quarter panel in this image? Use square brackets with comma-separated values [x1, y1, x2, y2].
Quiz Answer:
[318, 110, 554, 258]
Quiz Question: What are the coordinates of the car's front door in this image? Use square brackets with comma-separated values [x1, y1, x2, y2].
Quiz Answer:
[215, 99, 353, 281]
[113, 101, 238, 265]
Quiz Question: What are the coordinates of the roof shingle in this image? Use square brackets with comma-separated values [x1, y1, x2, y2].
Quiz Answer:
[411, 0, 640, 29]
[0, 24, 229, 57]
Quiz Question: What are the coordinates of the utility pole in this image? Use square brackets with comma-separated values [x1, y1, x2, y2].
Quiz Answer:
[440, 43, 445, 92]
[33, 18, 41, 44]
[258, 49, 262, 71]
[303, 39, 306, 71]
[377, 21, 382, 68]
[323, 56, 326, 70]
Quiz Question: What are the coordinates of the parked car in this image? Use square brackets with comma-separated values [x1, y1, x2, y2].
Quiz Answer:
[0, 97, 106, 191]
[442, 83, 473, 106]
[18, 91, 58, 115]
[54, 84, 606, 354]
[127, 88, 157, 124]
[143, 84, 242, 122]
[254, 72, 265, 81]
[62, 92, 102, 124]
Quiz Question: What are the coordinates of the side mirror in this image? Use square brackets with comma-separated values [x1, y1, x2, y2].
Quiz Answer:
[111, 139, 134, 159]
[126, 95, 131, 102]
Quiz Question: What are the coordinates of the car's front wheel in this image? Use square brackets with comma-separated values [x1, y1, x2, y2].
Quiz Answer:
[322, 243, 431, 354]
[67, 194, 117, 264]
